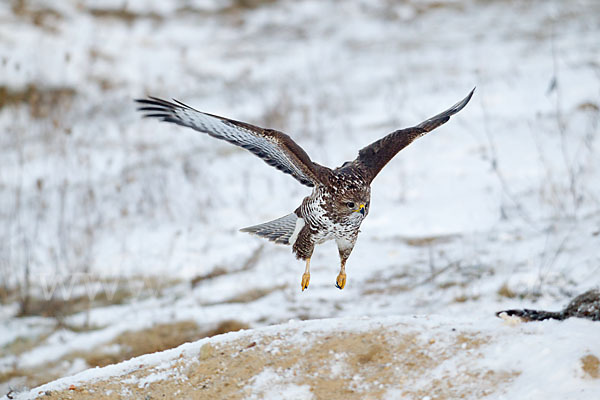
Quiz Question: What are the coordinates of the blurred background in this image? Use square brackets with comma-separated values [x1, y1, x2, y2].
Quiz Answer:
[1, 0, 599, 393]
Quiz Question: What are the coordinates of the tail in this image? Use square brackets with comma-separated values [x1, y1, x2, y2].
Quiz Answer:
[240, 213, 303, 245]
[496, 308, 565, 321]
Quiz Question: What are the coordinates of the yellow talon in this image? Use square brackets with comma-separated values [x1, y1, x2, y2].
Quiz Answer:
[301, 273, 310, 291]
[335, 272, 346, 290]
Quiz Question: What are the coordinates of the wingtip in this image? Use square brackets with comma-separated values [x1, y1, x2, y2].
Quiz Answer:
[465, 87, 476, 101]
[240, 224, 259, 233]
[134, 96, 164, 103]
[444, 89, 474, 116]
[456, 87, 476, 111]
[172, 98, 186, 107]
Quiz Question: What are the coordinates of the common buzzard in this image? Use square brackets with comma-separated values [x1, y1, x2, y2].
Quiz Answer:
[136, 88, 474, 291]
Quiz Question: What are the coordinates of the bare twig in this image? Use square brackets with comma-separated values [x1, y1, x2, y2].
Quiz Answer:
[479, 87, 537, 229]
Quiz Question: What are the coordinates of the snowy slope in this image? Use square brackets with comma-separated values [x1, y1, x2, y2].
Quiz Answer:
[8, 315, 600, 399]
[1, 0, 599, 396]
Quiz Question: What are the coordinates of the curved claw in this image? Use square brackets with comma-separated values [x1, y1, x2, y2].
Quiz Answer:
[301, 273, 310, 291]
[335, 272, 346, 290]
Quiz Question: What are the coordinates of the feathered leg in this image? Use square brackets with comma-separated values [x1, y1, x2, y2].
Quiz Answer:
[293, 225, 315, 291]
[335, 258, 347, 290]
[301, 258, 311, 291]
[335, 239, 356, 290]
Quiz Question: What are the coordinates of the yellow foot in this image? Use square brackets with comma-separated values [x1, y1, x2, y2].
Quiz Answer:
[335, 272, 346, 290]
[301, 273, 310, 291]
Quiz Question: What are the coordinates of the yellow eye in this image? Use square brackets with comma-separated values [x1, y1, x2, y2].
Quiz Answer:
[346, 202, 355, 208]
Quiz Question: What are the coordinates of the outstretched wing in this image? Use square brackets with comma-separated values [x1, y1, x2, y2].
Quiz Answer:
[353, 88, 475, 183]
[135, 97, 327, 187]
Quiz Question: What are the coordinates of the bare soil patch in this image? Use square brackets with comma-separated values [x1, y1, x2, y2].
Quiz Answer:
[36, 324, 516, 400]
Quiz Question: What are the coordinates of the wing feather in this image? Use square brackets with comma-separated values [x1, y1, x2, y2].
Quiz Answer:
[353, 88, 475, 183]
[135, 97, 327, 187]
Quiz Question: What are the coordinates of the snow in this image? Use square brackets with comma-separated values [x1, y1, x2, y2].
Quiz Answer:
[6, 316, 600, 399]
[1, 0, 600, 397]
[248, 368, 314, 400]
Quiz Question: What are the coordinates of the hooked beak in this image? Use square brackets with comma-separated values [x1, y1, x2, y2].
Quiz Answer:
[358, 203, 365, 216]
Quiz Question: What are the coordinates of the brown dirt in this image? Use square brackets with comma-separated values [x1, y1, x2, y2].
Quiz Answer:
[77, 320, 250, 368]
[86, 8, 163, 23]
[35, 324, 517, 400]
[497, 282, 518, 299]
[15, 276, 176, 318]
[399, 234, 459, 247]
[0, 84, 76, 119]
[11, 0, 63, 31]
[581, 354, 600, 379]
[2, 320, 249, 392]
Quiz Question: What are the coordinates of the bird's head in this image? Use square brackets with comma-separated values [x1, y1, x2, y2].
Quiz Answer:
[336, 187, 370, 220]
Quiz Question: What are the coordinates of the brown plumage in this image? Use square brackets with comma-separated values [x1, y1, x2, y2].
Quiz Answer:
[136, 88, 475, 290]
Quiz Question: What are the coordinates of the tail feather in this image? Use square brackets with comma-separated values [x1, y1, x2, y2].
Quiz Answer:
[240, 213, 300, 245]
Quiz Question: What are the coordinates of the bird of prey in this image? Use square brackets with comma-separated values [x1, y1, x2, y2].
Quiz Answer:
[136, 88, 474, 291]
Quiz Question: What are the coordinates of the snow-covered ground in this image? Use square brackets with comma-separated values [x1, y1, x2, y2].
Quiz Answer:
[9, 316, 600, 399]
[1, 0, 599, 397]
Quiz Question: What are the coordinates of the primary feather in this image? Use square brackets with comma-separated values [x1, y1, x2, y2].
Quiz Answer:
[136, 97, 324, 187]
